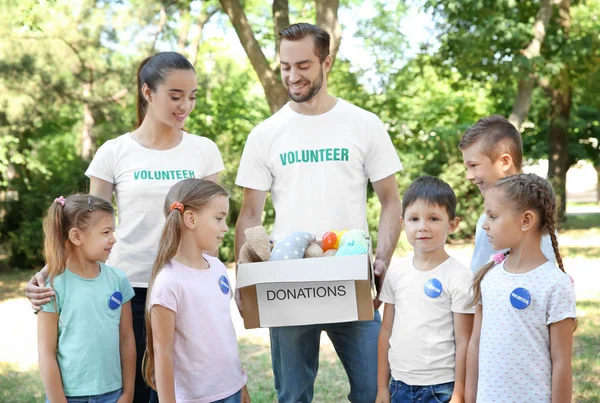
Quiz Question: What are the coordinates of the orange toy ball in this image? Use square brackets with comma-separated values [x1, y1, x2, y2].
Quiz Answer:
[322, 231, 338, 252]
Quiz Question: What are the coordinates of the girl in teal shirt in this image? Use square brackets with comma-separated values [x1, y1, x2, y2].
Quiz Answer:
[38, 195, 135, 403]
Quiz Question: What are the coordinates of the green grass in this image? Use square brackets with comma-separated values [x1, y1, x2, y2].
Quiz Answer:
[7, 310, 593, 402]
[239, 335, 349, 401]
[573, 300, 600, 402]
[0, 211, 599, 401]
[567, 201, 600, 208]
[0, 363, 44, 403]
[562, 213, 600, 231]
[238, 337, 277, 401]
[561, 246, 600, 260]
[0, 269, 37, 303]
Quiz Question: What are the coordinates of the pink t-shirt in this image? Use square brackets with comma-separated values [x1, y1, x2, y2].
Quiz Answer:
[149, 256, 246, 403]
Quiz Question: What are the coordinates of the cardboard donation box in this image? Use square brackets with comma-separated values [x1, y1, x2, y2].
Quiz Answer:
[236, 252, 375, 329]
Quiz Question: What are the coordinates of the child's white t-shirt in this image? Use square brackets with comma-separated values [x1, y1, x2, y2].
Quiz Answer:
[85, 132, 224, 286]
[477, 261, 576, 402]
[149, 256, 247, 403]
[235, 99, 402, 241]
[379, 256, 474, 385]
[470, 213, 556, 273]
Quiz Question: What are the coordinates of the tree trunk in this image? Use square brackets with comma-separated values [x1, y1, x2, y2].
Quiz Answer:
[508, 0, 552, 129]
[81, 82, 95, 161]
[150, 7, 167, 53]
[547, 86, 571, 222]
[596, 164, 600, 204]
[219, 0, 288, 113]
[316, 0, 342, 67]
[177, 6, 192, 55]
[189, 5, 219, 67]
[547, 0, 571, 223]
[273, 0, 290, 67]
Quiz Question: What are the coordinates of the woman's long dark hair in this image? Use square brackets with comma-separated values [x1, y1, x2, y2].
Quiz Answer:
[136, 52, 195, 127]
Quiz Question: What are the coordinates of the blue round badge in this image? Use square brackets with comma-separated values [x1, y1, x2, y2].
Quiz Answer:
[108, 291, 123, 310]
[510, 287, 531, 309]
[218, 275, 230, 295]
[424, 278, 443, 298]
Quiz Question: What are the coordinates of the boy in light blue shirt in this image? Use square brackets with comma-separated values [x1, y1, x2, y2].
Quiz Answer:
[459, 115, 556, 272]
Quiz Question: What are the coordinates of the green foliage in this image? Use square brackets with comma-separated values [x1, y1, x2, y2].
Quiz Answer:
[382, 58, 492, 238]
[330, 56, 493, 240]
[185, 53, 271, 261]
[2, 0, 598, 269]
[1, 132, 88, 269]
[425, 0, 600, 168]
[0, 0, 138, 268]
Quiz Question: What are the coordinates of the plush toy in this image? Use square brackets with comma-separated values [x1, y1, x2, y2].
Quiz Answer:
[336, 241, 368, 256]
[340, 229, 369, 249]
[336, 229, 369, 256]
[237, 226, 272, 264]
[304, 243, 324, 258]
[270, 231, 317, 261]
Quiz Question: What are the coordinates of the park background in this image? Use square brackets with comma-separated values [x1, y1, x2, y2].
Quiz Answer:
[0, 0, 599, 401]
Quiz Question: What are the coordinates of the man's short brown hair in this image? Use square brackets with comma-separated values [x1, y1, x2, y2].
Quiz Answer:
[279, 23, 330, 63]
[459, 115, 523, 171]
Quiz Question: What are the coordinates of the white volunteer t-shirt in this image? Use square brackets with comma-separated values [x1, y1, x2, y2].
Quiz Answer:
[85, 132, 224, 286]
[470, 213, 556, 273]
[379, 256, 474, 385]
[478, 261, 576, 402]
[235, 99, 402, 240]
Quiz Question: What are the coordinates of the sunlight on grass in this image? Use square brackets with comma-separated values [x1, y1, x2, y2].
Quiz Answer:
[0, 363, 44, 403]
[0, 269, 36, 303]
[238, 335, 350, 401]
[573, 300, 600, 403]
[0, 210, 598, 402]
[562, 213, 600, 231]
[0, 305, 598, 402]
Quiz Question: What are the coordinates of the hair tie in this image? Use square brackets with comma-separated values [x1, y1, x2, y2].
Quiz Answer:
[170, 202, 184, 213]
[54, 196, 66, 206]
[492, 251, 509, 264]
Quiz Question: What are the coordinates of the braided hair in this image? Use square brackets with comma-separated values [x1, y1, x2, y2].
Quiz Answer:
[470, 173, 564, 307]
[495, 173, 563, 270]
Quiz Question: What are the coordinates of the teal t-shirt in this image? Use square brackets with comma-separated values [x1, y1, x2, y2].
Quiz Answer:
[40, 263, 135, 396]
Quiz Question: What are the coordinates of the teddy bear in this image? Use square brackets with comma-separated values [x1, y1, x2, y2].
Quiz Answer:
[237, 226, 272, 264]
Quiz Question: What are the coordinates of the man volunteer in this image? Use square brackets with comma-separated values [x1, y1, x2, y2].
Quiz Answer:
[234, 23, 403, 402]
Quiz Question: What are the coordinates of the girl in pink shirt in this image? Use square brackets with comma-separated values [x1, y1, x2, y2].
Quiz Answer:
[143, 178, 249, 403]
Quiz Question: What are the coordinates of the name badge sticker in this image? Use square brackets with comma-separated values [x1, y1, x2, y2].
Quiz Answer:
[108, 291, 123, 310]
[219, 275, 230, 295]
[510, 287, 531, 309]
[424, 278, 443, 298]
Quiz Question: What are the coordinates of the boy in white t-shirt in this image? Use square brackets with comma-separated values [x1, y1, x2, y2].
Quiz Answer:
[377, 176, 474, 403]
[459, 115, 555, 273]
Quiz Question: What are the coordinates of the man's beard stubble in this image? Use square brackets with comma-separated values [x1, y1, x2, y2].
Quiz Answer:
[286, 67, 324, 103]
